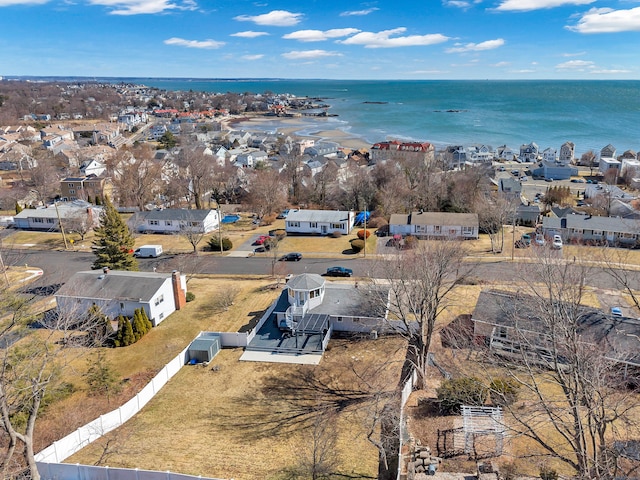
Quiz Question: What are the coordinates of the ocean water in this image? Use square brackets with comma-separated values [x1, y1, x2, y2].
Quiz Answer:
[133, 78, 640, 156]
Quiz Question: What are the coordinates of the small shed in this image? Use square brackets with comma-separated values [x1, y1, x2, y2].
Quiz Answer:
[187, 336, 221, 363]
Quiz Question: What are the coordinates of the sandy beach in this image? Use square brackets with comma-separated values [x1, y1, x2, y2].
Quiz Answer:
[229, 114, 370, 151]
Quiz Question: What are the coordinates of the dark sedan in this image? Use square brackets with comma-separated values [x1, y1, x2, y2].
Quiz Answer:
[280, 252, 302, 261]
[325, 266, 353, 277]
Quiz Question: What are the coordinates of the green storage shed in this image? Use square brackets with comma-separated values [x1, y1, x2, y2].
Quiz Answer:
[188, 335, 221, 363]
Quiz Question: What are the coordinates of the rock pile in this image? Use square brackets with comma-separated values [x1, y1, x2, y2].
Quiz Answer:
[406, 443, 442, 479]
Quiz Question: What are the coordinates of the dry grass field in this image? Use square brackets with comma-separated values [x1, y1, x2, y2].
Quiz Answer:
[67, 337, 407, 480]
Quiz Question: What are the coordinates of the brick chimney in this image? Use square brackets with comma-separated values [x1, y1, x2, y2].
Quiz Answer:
[172, 270, 186, 310]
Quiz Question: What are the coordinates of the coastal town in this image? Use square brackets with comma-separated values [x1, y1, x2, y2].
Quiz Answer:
[1, 80, 640, 480]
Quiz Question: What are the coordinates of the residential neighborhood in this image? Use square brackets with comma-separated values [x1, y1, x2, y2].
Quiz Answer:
[1, 80, 639, 480]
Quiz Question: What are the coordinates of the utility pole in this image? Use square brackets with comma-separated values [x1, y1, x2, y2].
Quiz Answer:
[54, 201, 69, 250]
[217, 203, 223, 254]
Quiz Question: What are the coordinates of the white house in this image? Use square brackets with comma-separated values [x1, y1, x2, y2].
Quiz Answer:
[79, 159, 106, 177]
[599, 157, 621, 176]
[542, 147, 557, 163]
[55, 270, 187, 327]
[389, 211, 479, 239]
[12, 201, 102, 231]
[128, 209, 219, 234]
[285, 209, 355, 236]
[559, 142, 575, 164]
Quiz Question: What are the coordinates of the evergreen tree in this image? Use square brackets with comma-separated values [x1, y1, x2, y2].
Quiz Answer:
[95, 196, 102, 206]
[121, 317, 135, 346]
[140, 308, 153, 331]
[92, 196, 138, 271]
[114, 315, 126, 347]
[15, 202, 22, 214]
[131, 309, 146, 340]
[84, 351, 121, 403]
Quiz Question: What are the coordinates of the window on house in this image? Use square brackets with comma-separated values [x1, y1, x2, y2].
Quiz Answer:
[46, 218, 54, 224]
[289, 221, 300, 228]
[149, 220, 159, 226]
[67, 183, 75, 188]
[335, 317, 343, 322]
[593, 230, 603, 236]
[154, 294, 164, 306]
[434, 225, 441, 233]
[69, 189, 75, 194]
[462, 226, 473, 235]
[165, 220, 172, 226]
[159, 313, 164, 320]
[120, 302, 124, 310]
[331, 223, 343, 229]
[310, 222, 317, 228]
[190, 222, 199, 227]
[33, 218, 43, 223]
[496, 326, 507, 339]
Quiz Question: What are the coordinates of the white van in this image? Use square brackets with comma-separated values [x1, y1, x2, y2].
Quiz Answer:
[133, 244, 163, 258]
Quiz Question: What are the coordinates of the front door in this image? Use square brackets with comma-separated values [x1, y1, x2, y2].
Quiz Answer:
[321, 225, 327, 234]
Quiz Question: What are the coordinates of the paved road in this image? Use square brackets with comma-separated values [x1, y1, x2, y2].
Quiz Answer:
[4, 249, 635, 294]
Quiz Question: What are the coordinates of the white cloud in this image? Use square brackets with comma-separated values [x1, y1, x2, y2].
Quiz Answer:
[164, 37, 225, 49]
[234, 10, 302, 26]
[511, 69, 537, 73]
[282, 50, 342, 59]
[241, 54, 264, 60]
[283, 28, 361, 42]
[338, 28, 450, 48]
[590, 69, 631, 74]
[446, 38, 505, 53]
[556, 59, 595, 69]
[443, 0, 482, 9]
[231, 31, 269, 38]
[491, 61, 510, 67]
[88, 0, 193, 15]
[562, 51, 586, 57]
[495, 0, 594, 12]
[0, 0, 48, 5]
[567, 7, 640, 33]
[340, 7, 378, 16]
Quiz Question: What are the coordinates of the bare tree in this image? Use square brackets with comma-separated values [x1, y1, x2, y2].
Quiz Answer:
[109, 145, 162, 210]
[177, 211, 209, 254]
[175, 141, 214, 210]
[474, 194, 518, 254]
[0, 279, 110, 480]
[28, 147, 61, 205]
[482, 252, 640, 479]
[597, 247, 640, 314]
[244, 169, 287, 219]
[61, 207, 94, 241]
[366, 239, 473, 388]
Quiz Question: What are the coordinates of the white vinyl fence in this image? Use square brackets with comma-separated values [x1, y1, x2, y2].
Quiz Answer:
[397, 369, 417, 480]
[36, 345, 191, 466]
[38, 463, 223, 480]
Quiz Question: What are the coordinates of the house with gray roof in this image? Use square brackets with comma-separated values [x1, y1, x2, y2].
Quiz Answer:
[55, 270, 187, 327]
[285, 209, 355, 235]
[389, 211, 479, 239]
[542, 214, 640, 247]
[13, 200, 102, 231]
[471, 289, 640, 368]
[241, 273, 396, 364]
[128, 208, 219, 234]
[531, 160, 578, 181]
[498, 177, 522, 200]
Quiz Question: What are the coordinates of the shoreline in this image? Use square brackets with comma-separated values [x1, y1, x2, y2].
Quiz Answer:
[228, 114, 370, 151]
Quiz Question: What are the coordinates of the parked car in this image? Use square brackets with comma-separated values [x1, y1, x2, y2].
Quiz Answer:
[534, 233, 545, 246]
[552, 235, 563, 249]
[325, 266, 353, 277]
[280, 252, 302, 261]
[611, 306, 623, 317]
[571, 178, 586, 183]
[254, 235, 270, 245]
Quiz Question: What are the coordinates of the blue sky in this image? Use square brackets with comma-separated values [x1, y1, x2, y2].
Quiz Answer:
[1, 0, 639, 79]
